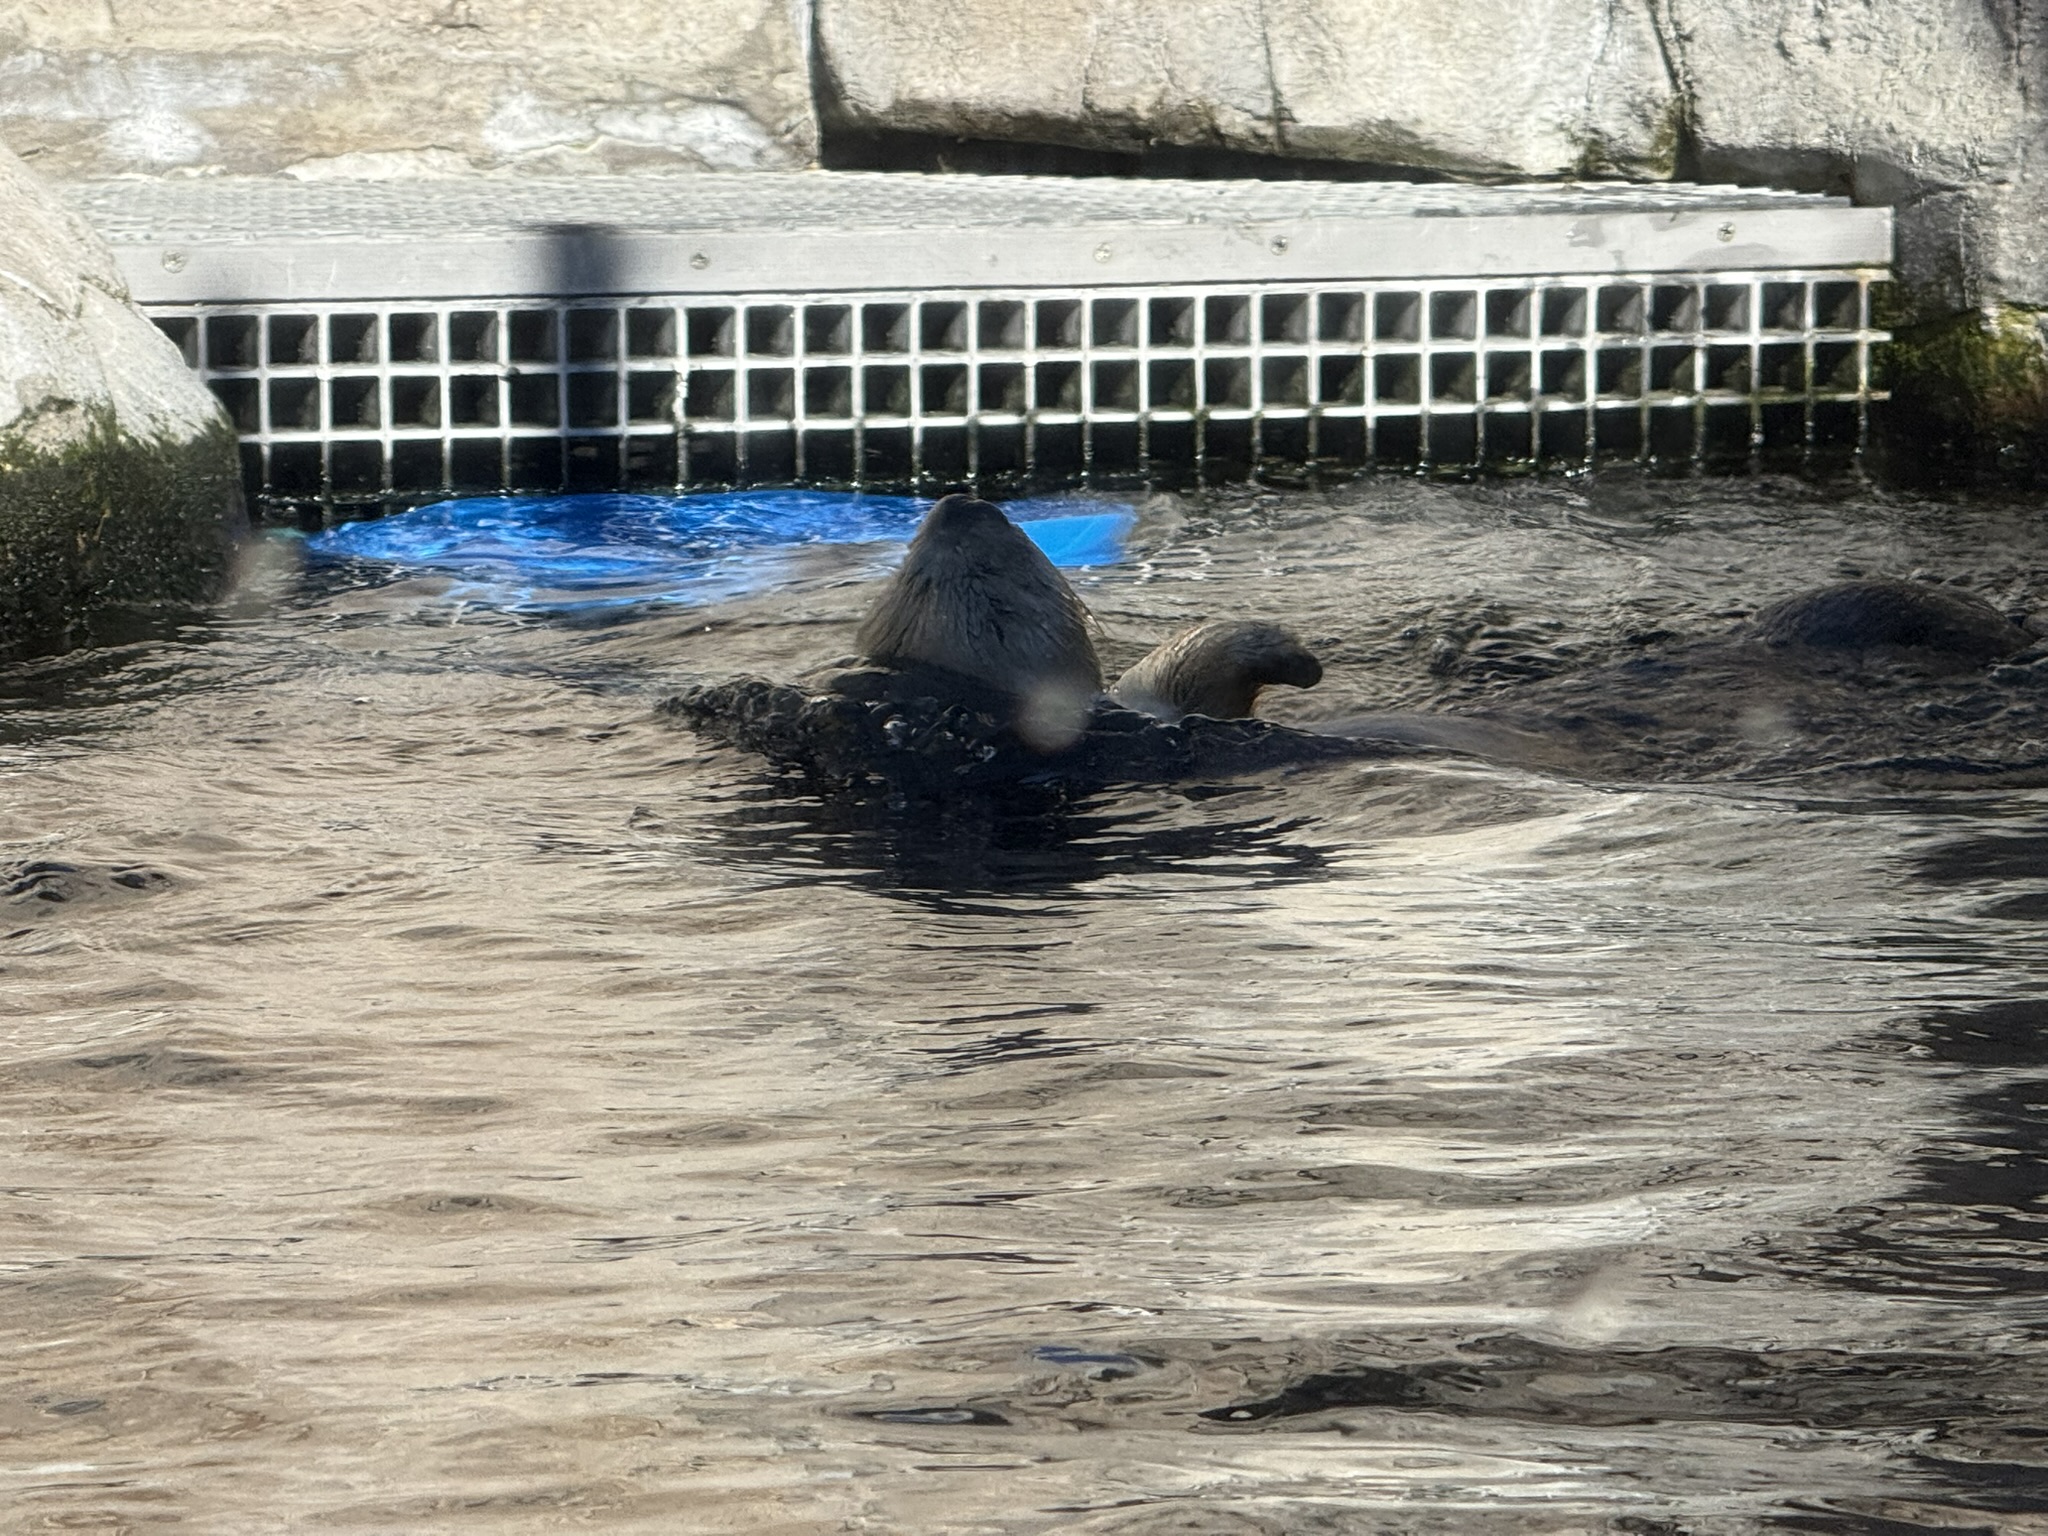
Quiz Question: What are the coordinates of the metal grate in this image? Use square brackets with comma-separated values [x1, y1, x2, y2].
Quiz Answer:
[148, 270, 1885, 507]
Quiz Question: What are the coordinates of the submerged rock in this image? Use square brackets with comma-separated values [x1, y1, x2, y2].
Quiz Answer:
[664, 663, 1410, 797]
[0, 144, 243, 660]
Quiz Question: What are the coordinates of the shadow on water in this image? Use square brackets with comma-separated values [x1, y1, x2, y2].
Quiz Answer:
[687, 776, 1335, 903]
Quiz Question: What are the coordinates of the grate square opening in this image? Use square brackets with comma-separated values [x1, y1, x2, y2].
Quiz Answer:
[211, 378, 259, 431]
[626, 372, 675, 423]
[449, 311, 499, 363]
[1093, 360, 1140, 410]
[746, 306, 795, 357]
[1704, 404, 1755, 463]
[1036, 299, 1084, 349]
[864, 364, 912, 415]
[683, 433, 734, 487]
[388, 312, 438, 364]
[863, 303, 912, 354]
[1036, 360, 1082, 411]
[1262, 355, 1309, 407]
[268, 378, 319, 430]
[687, 307, 736, 357]
[1318, 356, 1364, 404]
[625, 308, 676, 358]
[1540, 288, 1588, 337]
[509, 310, 558, 363]
[1430, 352, 1477, 402]
[1429, 415, 1478, 464]
[1429, 292, 1477, 341]
[1204, 357, 1251, 408]
[569, 309, 620, 362]
[1149, 297, 1195, 347]
[329, 376, 380, 428]
[1092, 298, 1140, 349]
[1650, 405, 1696, 460]
[1538, 410, 1587, 463]
[743, 430, 796, 485]
[207, 314, 260, 370]
[805, 366, 853, 417]
[389, 376, 441, 429]
[805, 305, 854, 355]
[1814, 341, 1859, 390]
[921, 363, 970, 415]
[450, 375, 500, 427]
[1650, 345, 1696, 393]
[1204, 295, 1250, 346]
[745, 368, 794, 420]
[269, 442, 321, 494]
[1376, 415, 1421, 465]
[863, 426, 914, 480]
[451, 438, 504, 490]
[507, 438, 564, 490]
[924, 424, 970, 477]
[1374, 292, 1421, 343]
[1758, 343, 1805, 392]
[1650, 284, 1699, 333]
[1539, 350, 1586, 400]
[392, 440, 444, 492]
[804, 430, 855, 482]
[1595, 407, 1643, 456]
[1705, 285, 1750, 332]
[569, 372, 621, 427]
[1815, 282, 1861, 330]
[1318, 293, 1364, 343]
[1148, 358, 1195, 410]
[1706, 344, 1753, 392]
[1484, 353, 1532, 401]
[921, 302, 970, 353]
[268, 314, 319, 366]
[331, 441, 385, 494]
[1598, 286, 1646, 334]
[1815, 400, 1859, 447]
[978, 300, 1028, 350]
[684, 370, 735, 422]
[1596, 348, 1643, 396]
[1485, 290, 1532, 338]
[1261, 294, 1310, 344]
[1761, 283, 1806, 331]
[154, 315, 199, 367]
[509, 374, 560, 427]
[625, 435, 678, 489]
[978, 363, 1027, 413]
[329, 313, 379, 365]
[1373, 354, 1421, 404]
[1482, 414, 1532, 462]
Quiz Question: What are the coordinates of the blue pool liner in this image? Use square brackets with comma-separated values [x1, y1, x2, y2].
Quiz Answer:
[304, 491, 1134, 611]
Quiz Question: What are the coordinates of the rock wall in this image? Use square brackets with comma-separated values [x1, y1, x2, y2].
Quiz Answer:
[0, 0, 814, 179]
[0, 143, 242, 657]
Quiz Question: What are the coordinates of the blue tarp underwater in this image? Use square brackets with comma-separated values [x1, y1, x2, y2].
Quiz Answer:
[305, 491, 1135, 612]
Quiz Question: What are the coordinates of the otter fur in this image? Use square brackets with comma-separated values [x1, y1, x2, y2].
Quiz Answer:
[1112, 620, 1323, 722]
[855, 495, 1101, 748]
[1749, 579, 2034, 663]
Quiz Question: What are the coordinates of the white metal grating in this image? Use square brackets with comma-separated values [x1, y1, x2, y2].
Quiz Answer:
[69, 171, 1890, 512]
[146, 271, 1886, 507]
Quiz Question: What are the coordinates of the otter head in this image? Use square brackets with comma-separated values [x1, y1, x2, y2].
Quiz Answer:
[1111, 620, 1323, 722]
[855, 495, 1103, 750]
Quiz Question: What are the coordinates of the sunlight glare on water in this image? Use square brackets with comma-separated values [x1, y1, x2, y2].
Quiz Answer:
[4, 476, 2048, 1533]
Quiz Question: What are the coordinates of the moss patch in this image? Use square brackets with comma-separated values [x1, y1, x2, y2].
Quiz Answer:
[1874, 302, 2048, 486]
[0, 408, 245, 661]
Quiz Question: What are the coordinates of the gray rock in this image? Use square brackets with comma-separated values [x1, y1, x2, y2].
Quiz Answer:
[0, 143, 243, 658]
[0, 0, 816, 178]
[817, 0, 1683, 178]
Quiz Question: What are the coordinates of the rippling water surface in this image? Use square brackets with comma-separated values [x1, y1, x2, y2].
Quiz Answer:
[7, 475, 2048, 1533]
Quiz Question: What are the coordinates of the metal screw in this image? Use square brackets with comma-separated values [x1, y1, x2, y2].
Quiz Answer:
[1717, 222, 1736, 243]
[1270, 235, 1290, 255]
[1093, 243, 1112, 263]
[161, 249, 188, 273]
[690, 252, 710, 270]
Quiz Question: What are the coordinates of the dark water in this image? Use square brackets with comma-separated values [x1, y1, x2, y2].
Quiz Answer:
[6, 475, 2048, 1534]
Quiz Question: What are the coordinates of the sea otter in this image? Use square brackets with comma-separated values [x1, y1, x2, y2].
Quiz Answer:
[854, 494, 1103, 750]
[1747, 578, 2035, 663]
[668, 497, 1408, 793]
[1111, 620, 1323, 723]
